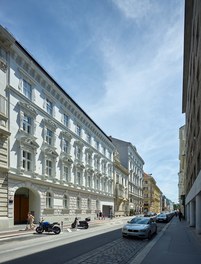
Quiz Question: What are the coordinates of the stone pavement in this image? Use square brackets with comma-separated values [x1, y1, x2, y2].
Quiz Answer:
[131, 216, 201, 264]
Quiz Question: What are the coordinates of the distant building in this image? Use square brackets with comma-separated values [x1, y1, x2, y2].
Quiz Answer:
[0, 26, 115, 228]
[110, 137, 144, 215]
[113, 150, 129, 217]
[143, 173, 162, 214]
[182, 0, 201, 233]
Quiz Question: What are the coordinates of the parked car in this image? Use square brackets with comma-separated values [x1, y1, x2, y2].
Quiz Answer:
[122, 217, 157, 239]
[144, 212, 157, 222]
[156, 212, 175, 223]
[156, 213, 169, 223]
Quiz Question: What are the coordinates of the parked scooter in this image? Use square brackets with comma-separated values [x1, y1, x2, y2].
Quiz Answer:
[36, 219, 61, 234]
[71, 217, 90, 229]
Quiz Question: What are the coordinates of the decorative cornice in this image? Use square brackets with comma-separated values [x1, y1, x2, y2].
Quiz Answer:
[43, 118, 57, 130]
[19, 101, 38, 116]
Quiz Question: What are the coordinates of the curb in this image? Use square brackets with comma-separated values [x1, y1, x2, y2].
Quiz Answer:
[129, 221, 171, 264]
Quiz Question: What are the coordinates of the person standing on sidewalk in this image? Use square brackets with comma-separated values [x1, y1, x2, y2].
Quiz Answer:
[178, 209, 183, 221]
[27, 212, 35, 230]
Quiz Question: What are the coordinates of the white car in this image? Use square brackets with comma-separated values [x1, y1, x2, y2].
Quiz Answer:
[122, 217, 157, 239]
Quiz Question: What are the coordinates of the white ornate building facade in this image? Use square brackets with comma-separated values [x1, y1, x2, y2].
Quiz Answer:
[110, 137, 144, 215]
[0, 26, 115, 228]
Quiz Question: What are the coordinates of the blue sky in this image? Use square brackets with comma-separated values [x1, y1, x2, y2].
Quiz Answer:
[0, 0, 185, 203]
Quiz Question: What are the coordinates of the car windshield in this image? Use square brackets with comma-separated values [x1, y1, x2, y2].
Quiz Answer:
[129, 218, 149, 224]
[158, 214, 166, 217]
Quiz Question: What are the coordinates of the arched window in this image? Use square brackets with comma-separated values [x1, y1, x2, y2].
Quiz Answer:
[46, 192, 52, 208]
[63, 195, 68, 208]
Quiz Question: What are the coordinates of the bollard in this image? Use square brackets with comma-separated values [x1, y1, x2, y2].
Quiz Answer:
[61, 221, 63, 232]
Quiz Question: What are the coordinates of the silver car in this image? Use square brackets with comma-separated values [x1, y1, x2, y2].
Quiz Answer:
[156, 213, 169, 223]
[122, 217, 157, 239]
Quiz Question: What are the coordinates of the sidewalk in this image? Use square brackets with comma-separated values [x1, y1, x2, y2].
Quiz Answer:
[132, 216, 201, 264]
[0, 216, 130, 239]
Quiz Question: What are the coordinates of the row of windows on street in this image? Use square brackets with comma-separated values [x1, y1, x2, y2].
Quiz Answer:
[46, 192, 100, 210]
[21, 79, 111, 158]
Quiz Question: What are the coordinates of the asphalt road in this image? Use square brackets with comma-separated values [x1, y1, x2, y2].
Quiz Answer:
[0, 221, 166, 264]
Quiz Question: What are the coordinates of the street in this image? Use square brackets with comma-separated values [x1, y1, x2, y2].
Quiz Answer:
[0, 220, 166, 264]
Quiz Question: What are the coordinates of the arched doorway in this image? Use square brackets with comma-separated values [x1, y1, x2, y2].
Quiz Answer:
[14, 187, 40, 225]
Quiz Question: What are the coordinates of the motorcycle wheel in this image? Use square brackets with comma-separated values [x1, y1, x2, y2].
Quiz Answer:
[53, 226, 61, 234]
[36, 227, 44, 234]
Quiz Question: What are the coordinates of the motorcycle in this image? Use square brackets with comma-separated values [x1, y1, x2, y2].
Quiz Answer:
[71, 217, 90, 229]
[36, 220, 61, 234]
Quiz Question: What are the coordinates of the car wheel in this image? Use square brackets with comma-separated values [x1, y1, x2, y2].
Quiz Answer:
[148, 231, 152, 240]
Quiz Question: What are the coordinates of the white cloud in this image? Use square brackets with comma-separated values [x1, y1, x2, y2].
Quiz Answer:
[113, 0, 154, 20]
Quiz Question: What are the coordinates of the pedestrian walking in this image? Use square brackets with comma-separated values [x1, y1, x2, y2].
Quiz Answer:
[99, 211, 102, 220]
[178, 209, 183, 221]
[27, 212, 35, 230]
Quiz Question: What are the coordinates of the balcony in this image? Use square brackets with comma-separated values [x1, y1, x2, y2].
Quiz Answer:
[0, 95, 10, 137]
[116, 183, 127, 199]
[0, 95, 10, 171]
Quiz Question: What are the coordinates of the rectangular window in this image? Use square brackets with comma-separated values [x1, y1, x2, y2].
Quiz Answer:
[63, 114, 68, 127]
[87, 175, 91, 187]
[86, 133, 91, 143]
[63, 139, 68, 153]
[94, 158, 97, 169]
[96, 141, 99, 150]
[87, 153, 92, 165]
[46, 192, 52, 208]
[76, 146, 81, 160]
[102, 163, 106, 173]
[103, 147, 106, 155]
[46, 128, 53, 145]
[23, 79, 32, 100]
[46, 160, 52, 176]
[46, 98, 53, 115]
[96, 178, 99, 189]
[64, 166, 69, 181]
[23, 114, 32, 134]
[63, 195, 68, 208]
[77, 171, 81, 185]
[22, 150, 31, 171]
[75, 124, 81, 136]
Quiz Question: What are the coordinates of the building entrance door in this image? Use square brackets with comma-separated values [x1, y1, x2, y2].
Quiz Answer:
[14, 195, 29, 224]
[14, 188, 30, 224]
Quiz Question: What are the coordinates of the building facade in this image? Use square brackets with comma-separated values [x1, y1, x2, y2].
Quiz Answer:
[178, 125, 186, 216]
[0, 26, 115, 228]
[182, 0, 201, 233]
[113, 150, 129, 217]
[143, 173, 162, 214]
[0, 41, 10, 226]
[110, 137, 144, 215]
